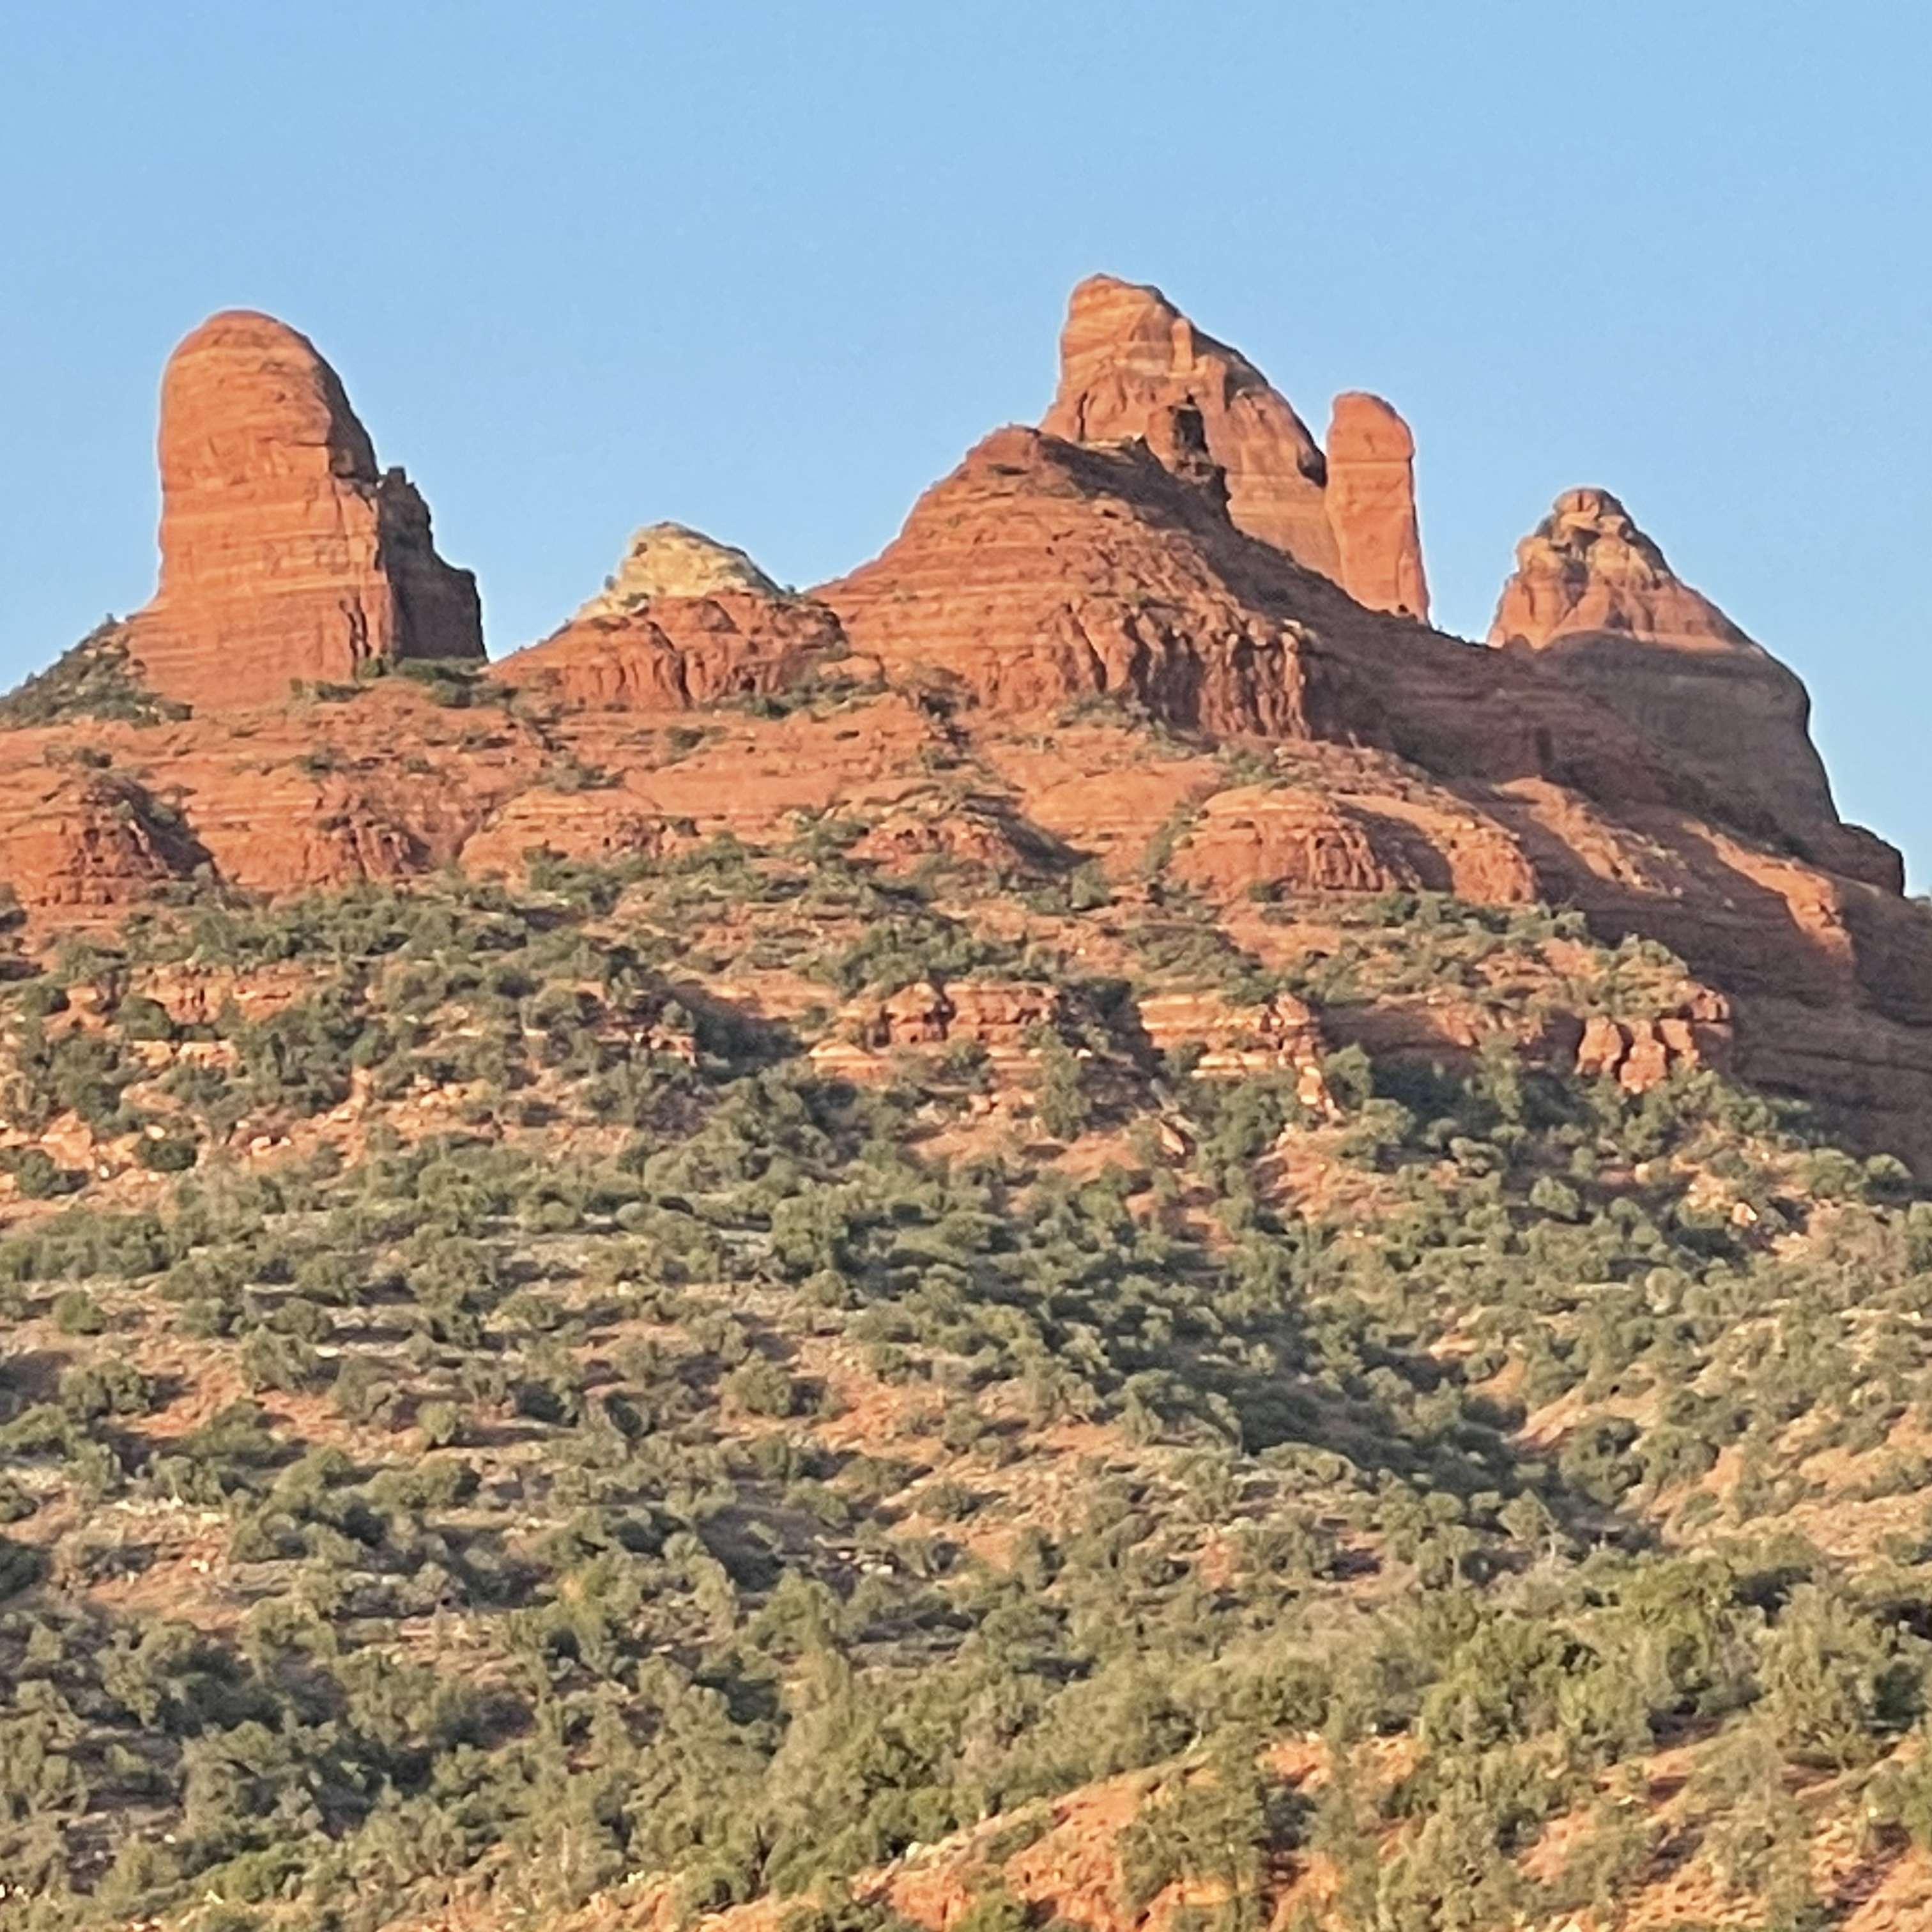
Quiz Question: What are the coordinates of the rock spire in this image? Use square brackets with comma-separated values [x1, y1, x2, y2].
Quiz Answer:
[1041, 275, 1429, 620]
[128, 310, 482, 709]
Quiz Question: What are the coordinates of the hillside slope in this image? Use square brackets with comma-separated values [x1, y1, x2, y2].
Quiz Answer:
[3, 280, 1932, 1932]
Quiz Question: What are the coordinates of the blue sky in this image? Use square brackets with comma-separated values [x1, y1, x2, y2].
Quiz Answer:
[4, 2, 1927, 877]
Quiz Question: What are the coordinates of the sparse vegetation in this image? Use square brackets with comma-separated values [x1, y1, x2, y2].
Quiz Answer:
[0, 621, 190, 728]
[0, 817, 1928, 1932]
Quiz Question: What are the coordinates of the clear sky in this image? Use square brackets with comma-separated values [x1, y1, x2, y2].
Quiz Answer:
[4, 2, 1927, 878]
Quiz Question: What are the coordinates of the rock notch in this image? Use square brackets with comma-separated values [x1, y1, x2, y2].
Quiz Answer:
[1040, 275, 1429, 620]
[1489, 487, 1899, 888]
[127, 310, 483, 710]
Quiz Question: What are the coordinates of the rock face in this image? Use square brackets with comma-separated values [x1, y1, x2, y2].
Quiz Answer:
[127, 310, 483, 710]
[1489, 488, 1894, 888]
[821, 426, 1359, 736]
[501, 526, 848, 712]
[0, 772, 208, 908]
[1041, 275, 1429, 620]
[1169, 783, 1538, 907]
[1324, 393, 1429, 620]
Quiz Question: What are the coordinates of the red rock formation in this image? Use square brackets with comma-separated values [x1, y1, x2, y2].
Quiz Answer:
[1170, 787, 1413, 898]
[500, 525, 850, 712]
[1489, 488, 1897, 889]
[848, 793, 1068, 877]
[818, 420, 1686, 819]
[1041, 278, 1429, 621]
[819, 426, 1372, 738]
[0, 771, 207, 909]
[458, 790, 684, 876]
[1135, 988, 1331, 1091]
[0, 282, 1927, 1185]
[810, 979, 1067, 1078]
[1324, 393, 1429, 620]
[1168, 783, 1537, 906]
[1043, 275, 1340, 574]
[126, 310, 482, 710]
[1575, 1000, 1732, 1094]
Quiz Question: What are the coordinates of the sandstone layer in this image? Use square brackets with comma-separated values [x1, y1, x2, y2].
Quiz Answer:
[127, 310, 482, 710]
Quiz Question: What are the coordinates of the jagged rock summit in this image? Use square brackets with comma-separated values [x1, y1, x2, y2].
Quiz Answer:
[1490, 486, 1742, 652]
[1490, 487, 1898, 889]
[1041, 273, 1430, 620]
[572, 521, 785, 620]
[501, 524, 847, 712]
[126, 309, 483, 710]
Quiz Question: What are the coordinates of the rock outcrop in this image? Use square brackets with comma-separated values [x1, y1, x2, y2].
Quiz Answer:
[809, 979, 1068, 1080]
[1041, 275, 1429, 620]
[1135, 988, 1332, 1094]
[1168, 782, 1538, 906]
[573, 522, 785, 615]
[1574, 999, 1733, 1094]
[821, 425, 1361, 736]
[818, 421, 1685, 817]
[0, 772, 208, 908]
[1489, 488, 1897, 889]
[126, 310, 482, 710]
[501, 526, 849, 712]
[1324, 392, 1429, 620]
[1043, 274, 1340, 576]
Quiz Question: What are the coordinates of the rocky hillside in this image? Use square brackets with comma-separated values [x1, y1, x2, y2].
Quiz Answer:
[3, 279, 1932, 1932]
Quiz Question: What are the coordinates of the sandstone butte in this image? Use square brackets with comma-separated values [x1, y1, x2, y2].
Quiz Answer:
[4, 279, 1931, 1169]
[125, 309, 484, 710]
